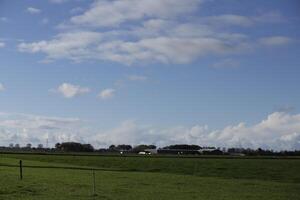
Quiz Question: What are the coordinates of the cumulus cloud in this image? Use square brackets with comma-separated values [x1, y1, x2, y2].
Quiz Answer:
[19, 29, 250, 65]
[18, 31, 102, 62]
[0, 113, 84, 147]
[0, 112, 299, 150]
[0, 83, 5, 91]
[259, 36, 292, 46]
[70, 0, 203, 27]
[91, 112, 300, 150]
[98, 88, 115, 100]
[54, 83, 90, 98]
[98, 36, 246, 64]
[27, 7, 41, 14]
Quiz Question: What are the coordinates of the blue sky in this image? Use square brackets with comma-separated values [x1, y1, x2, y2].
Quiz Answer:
[0, 0, 300, 149]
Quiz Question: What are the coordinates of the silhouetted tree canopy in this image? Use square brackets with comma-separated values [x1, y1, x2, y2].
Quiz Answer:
[109, 145, 116, 150]
[116, 144, 132, 151]
[132, 144, 156, 153]
[162, 144, 201, 150]
[56, 142, 94, 152]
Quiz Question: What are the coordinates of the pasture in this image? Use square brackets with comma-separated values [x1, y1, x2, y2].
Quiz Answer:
[0, 153, 300, 199]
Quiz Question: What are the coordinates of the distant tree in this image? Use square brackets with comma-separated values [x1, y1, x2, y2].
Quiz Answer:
[37, 144, 43, 149]
[148, 145, 156, 149]
[14, 144, 20, 148]
[59, 142, 94, 152]
[228, 148, 244, 154]
[116, 144, 132, 151]
[162, 144, 201, 150]
[109, 145, 116, 150]
[82, 144, 94, 152]
[9, 143, 14, 148]
[203, 149, 223, 155]
[26, 143, 32, 149]
[132, 144, 156, 153]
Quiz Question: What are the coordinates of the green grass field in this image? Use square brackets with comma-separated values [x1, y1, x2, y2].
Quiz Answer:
[1, 153, 300, 199]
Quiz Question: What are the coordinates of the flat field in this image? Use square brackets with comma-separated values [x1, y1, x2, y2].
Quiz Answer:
[0, 153, 299, 200]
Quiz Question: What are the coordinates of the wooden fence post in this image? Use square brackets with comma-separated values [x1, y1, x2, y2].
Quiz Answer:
[92, 169, 96, 196]
[19, 160, 23, 180]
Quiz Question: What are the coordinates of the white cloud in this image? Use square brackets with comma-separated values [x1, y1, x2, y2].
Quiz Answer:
[0, 113, 84, 147]
[259, 36, 292, 46]
[105, 37, 243, 64]
[95, 28, 251, 64]
[18, 31, 102, 62]
[0, 83, 5, 91]
[27, 7, 41, 14]
[0, 112, 299, 150]
[0, 42, 5, 48]
[18, 0, 291, 65]
[19, 27, 249, 64]
[128, 75, 148, 81]
[54, 83, 90, 98]
[91, 112, 300, 150]
[98, 88, 115, 100]
[70, 0, 203, 27]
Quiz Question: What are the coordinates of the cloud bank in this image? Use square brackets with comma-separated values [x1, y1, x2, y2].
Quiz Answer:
[18, 0, 291, 65]
[0, 112, 299, 150]
[0, 113, 84, 147]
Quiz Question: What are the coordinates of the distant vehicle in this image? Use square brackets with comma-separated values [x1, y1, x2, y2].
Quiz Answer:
[138, 151, 151, 155]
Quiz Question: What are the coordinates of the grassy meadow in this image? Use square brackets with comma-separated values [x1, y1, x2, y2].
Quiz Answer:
[0, 153, 300, 199]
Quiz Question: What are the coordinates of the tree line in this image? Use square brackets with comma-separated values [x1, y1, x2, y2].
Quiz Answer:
[1, 142, 300, 156]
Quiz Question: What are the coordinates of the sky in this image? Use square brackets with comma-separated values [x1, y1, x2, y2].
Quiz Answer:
[0, 0, 300, 150]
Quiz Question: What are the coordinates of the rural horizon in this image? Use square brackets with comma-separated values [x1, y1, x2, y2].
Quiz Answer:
[0, 0, 300, 151]
[0, 111, 300, 151]
[1, 0, 300, 199]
